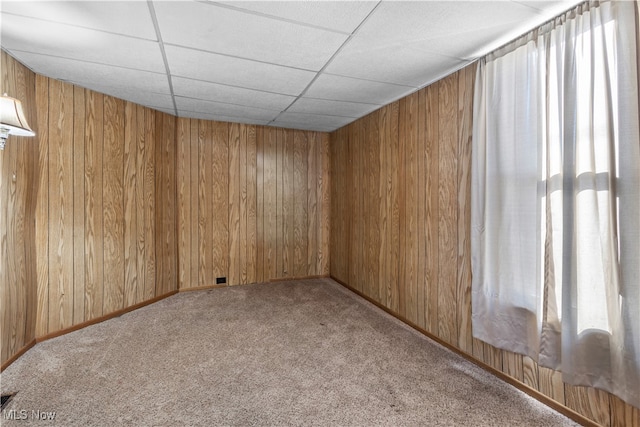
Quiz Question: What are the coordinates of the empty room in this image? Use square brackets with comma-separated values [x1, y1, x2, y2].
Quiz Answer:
[1, 0, 638, 425]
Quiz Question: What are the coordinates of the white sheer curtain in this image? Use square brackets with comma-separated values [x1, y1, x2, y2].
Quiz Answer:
[471, 0, 640, 408]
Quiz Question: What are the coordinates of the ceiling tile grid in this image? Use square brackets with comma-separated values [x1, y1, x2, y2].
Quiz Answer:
[0, 0, 584, 132]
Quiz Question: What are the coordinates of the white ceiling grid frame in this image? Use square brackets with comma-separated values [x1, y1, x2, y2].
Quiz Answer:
[0, 0, 586, 132]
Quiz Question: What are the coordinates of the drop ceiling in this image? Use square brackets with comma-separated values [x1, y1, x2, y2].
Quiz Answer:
[1, 0, 582, 133]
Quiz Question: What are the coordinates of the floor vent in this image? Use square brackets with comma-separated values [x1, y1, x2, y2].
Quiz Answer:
[1, 393, 17, 410]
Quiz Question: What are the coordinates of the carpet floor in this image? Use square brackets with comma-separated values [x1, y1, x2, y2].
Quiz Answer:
[0, 278, 579, 426]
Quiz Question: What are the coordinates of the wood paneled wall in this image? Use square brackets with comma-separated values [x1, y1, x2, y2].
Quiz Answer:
[176, 120, 330, 288]
[1, 51, 39, 365]
[33, 76, 177, 339]
[329, 63, 639, 427]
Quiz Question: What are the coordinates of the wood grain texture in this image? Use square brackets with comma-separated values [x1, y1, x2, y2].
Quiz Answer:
[189, 119, 199, 290]
[102, 95, 125, 314]
[176, 117, 191, 290]
[263, 127, 277, 281]
[228, 123, 241, 285]
[35, 73, 50, 338]
[73, 87, 86, 325]
[456, 64, 475, 354]
[123, 101, 137, 308]
[143, 108, 156, 300]
[425, 82, 440, 336]
[294, 131, 308, 278]
[246, 125, 257, 285]
[307, 130, 318, 278]
[319, 133, 330, 275]
[84, 90, 104, 320]
[212, 121, 229, 283]
[48, 79, 74, 332]
[416, 88, 427, 330]
[1, 52, 39, 364]
[437, 72, 459, 346]
[174, 120, 327, 289]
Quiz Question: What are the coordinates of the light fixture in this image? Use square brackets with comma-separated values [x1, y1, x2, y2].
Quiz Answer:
[0, 93, 35, 150]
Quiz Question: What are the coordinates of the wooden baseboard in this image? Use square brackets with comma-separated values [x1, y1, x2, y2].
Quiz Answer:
[330, 275, 597, 427]
[1, 339, 36, 372]
[35, 290, 179, 344]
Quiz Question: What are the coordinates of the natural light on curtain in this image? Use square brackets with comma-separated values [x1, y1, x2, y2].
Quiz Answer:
[471, 0, 640, 407]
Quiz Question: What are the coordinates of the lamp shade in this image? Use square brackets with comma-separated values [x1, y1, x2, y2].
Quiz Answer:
[0, 94, 35, 137]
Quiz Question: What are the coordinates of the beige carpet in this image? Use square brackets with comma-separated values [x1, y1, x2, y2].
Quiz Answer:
[1, 278, 578, 426]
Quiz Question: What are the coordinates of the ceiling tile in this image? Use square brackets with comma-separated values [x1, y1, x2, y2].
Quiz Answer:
[275, 112, 354, 130]
[354, 1, 539, 46]
[76, 84, 175, 111]
[1, 14, 165, 73]
[270, 122, 335, 133]
[326, 38, 467, 87]
[165, 45, 316, 96]
[6, 51, 171, 95]
[288, 98, 379, 118]
[305, 74, 414, 105]
[154, 1, 347, 71]
[177, 111, 270, 126]
[172, 77, 296, 111]
[1, 1, 157, 40]
[216, 1, 378, 33]
[175, 97, 281, 122]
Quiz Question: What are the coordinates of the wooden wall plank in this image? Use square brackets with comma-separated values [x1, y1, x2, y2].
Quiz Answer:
[565, 385, 610, 426]
[35, 73, 50, 338]
[164, 113, 177, 292]
[263, 127, 277, 280]
[154, 112, 167, 295]
[246, 125, 257, 284]
[256, 127, 265, 282]
[349, 121, 362, 292]
[238, 124, 248, 284]
[282, 129, 294, 278]
[405, 92, 419, 324]
[456, 64, 474, 354]
[84, 90, 104, 319]
[276, 128, 284, 279]
[611, 395, 639, 427]
[416, 88, 427, 330]
[307, 131, 318, 277]
[73, 86, 86, 324]
[425, 82, 440, 336]
[369, 113, 381, 302]
[134, 105, 146, 303]
[397, 98, 408, 318]
[437, 73, 459, 346]
[123, 101, 137, 306]
[48, 79, 74, 332]
[102, 95, 125, 313]
[319, 132, 330, 275]
[197, 120, 210, 286]
[294, 130, 308, 278]
[189, 119, 199, 288]
[378, 108, 389, 308]
[212, 121, 229, 282]
[228, 123, 241, 285]
[143, 108, 155, 300]
[389, 102, 400, 314]
[177, 117, 190, 290]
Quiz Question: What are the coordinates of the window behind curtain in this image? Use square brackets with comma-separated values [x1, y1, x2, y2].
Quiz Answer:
[471, 0, 640, 408]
